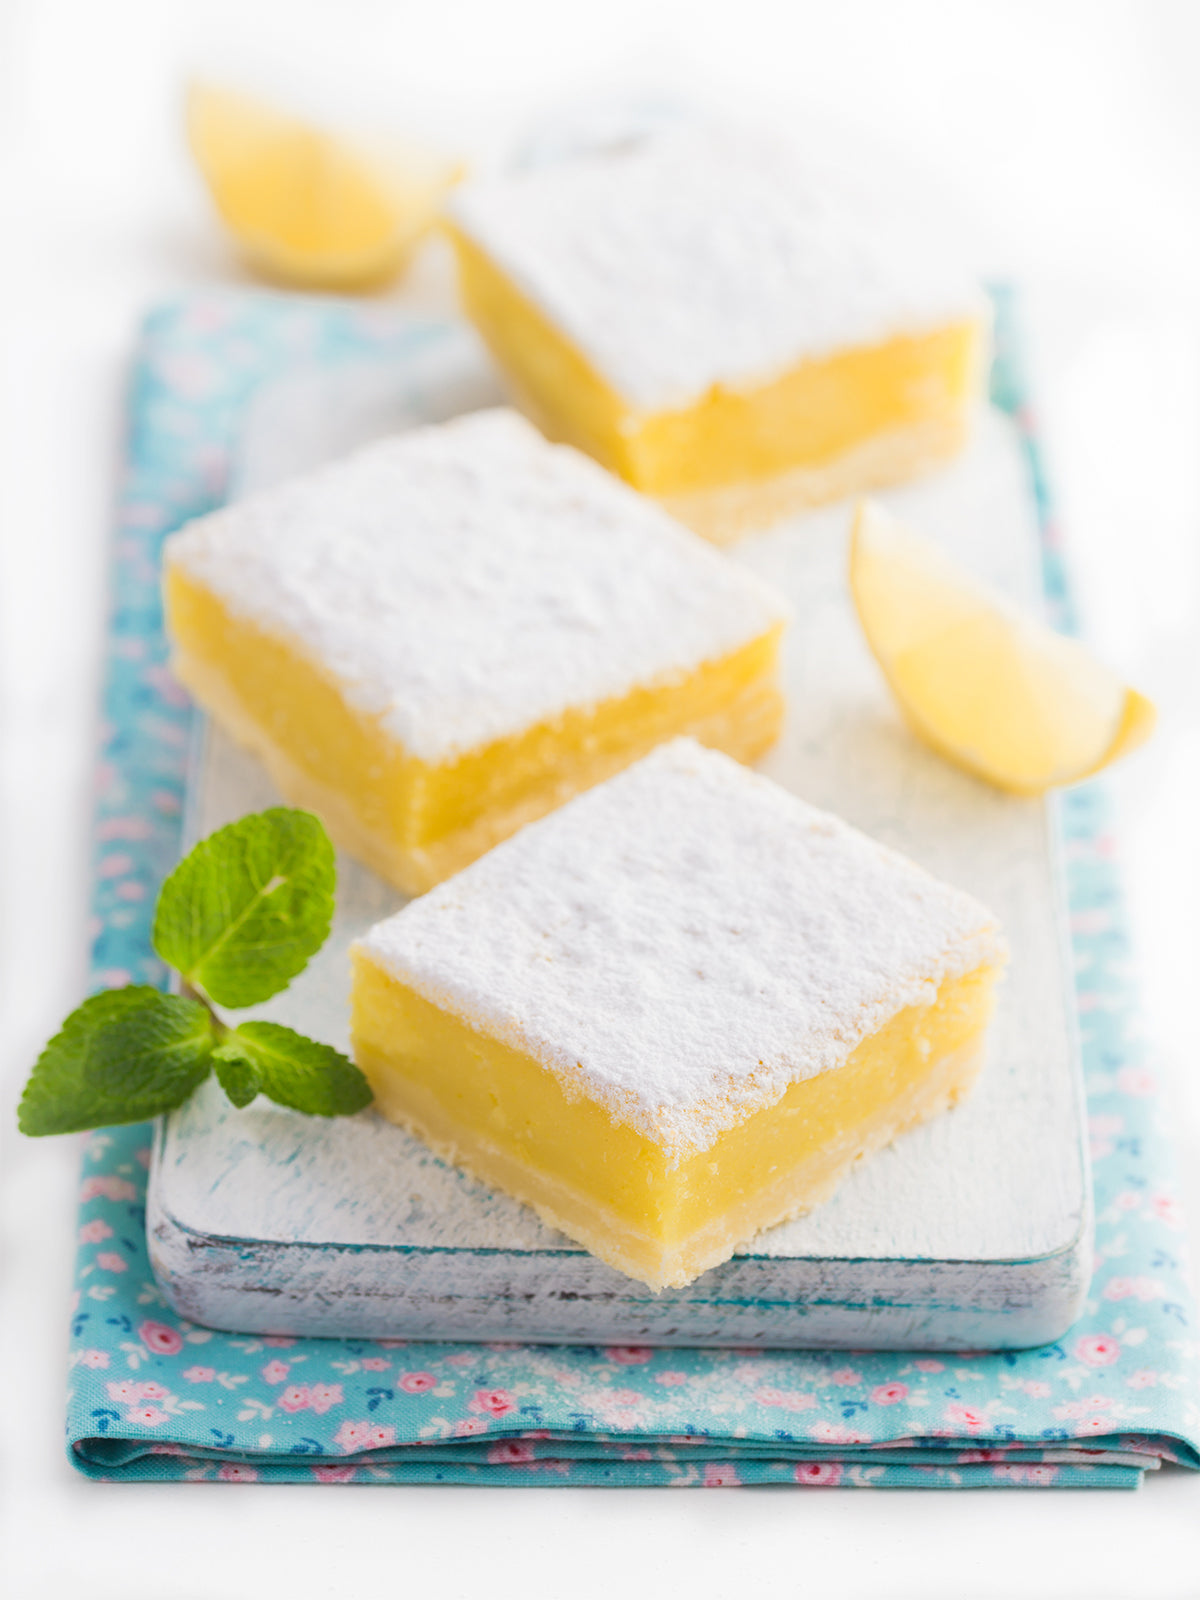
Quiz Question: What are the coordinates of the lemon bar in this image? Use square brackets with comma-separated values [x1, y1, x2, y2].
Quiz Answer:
[164, 410, 788, 894]
[351, 739, 1005, 1290]
[447, 125, 989, 542]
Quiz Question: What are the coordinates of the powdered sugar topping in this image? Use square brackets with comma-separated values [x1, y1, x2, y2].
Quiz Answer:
[451, 124, 985, 412]
[165, 410, 787, 761]
[359, 740, 1005, 1160]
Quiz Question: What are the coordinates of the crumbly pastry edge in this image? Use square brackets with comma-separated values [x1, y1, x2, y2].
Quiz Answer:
[658, 414, 972, 543]
[358, 1031, 989, 1291]
[505, 379, 973, 544]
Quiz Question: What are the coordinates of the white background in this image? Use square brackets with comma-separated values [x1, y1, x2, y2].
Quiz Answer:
[2, 2, 1199, 1596]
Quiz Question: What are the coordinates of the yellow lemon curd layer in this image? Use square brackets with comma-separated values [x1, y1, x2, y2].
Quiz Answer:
[451, 228, 985, 544]
[165, 567, 786, 896]
[352, 954, 999, 1291]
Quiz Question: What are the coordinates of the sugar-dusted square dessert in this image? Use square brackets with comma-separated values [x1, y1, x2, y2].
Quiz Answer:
[447, 125, 989, 542]
[351, 739, 1006, 1290]
[164, 410, 788, 895]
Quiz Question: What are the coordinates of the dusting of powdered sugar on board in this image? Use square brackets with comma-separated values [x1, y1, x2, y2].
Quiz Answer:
[449, 123, 985, 412]
[360, 739, 1004, 1160]
[164, 408, 787, 762]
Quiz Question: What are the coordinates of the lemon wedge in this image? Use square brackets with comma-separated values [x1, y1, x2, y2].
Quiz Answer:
[850, 500, 1155, 794]
[186, 84, 458, 290]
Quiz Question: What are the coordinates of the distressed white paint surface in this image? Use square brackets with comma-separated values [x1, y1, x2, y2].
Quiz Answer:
[148, 344, 1090, 1349]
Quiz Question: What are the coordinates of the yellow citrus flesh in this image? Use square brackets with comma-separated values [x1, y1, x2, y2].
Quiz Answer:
[850, 500, 1155, 795]
[186, 84, 456, 289]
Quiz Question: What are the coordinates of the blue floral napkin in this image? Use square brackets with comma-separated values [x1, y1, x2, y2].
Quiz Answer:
[66, 288, 1198, 1488]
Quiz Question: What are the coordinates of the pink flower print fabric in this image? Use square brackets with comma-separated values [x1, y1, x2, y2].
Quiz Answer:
[61, 288, 1198, 1490]
[64, 1104, 1198, 1488]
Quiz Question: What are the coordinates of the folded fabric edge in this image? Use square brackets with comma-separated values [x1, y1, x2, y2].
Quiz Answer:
[67, 1446, 1146, 1490]
[69, 1433, 1169, 1470]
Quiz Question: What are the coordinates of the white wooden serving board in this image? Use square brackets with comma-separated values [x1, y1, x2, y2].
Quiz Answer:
[147, 332, 1091, 1350]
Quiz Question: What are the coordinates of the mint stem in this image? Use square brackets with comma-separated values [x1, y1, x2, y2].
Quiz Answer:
[178, 979, 232, 1044]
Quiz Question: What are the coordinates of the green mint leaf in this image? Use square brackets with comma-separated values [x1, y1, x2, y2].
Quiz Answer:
[18, 988, 215, 1136]
[214, 1021, 373, 1117]
[211, 1047, 263, 1109]
[151, 807, 335, 1008]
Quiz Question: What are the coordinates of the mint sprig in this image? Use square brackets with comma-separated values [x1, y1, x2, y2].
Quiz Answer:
[18, 808, 372, 1136]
